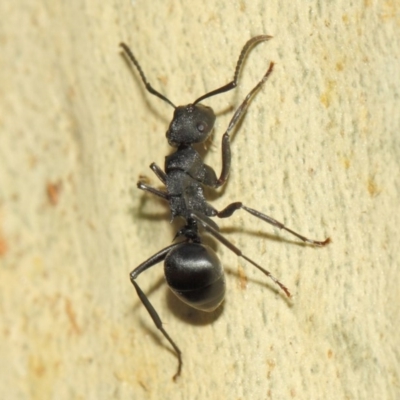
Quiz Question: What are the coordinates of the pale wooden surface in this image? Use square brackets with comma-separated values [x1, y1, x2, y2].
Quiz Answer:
[1, 1, 399, 399]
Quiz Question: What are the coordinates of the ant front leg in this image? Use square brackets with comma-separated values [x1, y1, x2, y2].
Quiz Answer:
[137, 162, 169, 200]
[217, 202, 330, 246]
[149, 162, 167, 184]
[214, 63, 275, 188]
[137, 181, 169, 200]
[130, 243, 183, 381]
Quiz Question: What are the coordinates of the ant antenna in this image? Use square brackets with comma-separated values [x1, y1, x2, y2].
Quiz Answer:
[193, 35, 272, 105]
[120, 42, 176, 109]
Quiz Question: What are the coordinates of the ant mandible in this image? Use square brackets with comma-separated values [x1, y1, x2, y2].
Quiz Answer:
[120, 35, 330, 381]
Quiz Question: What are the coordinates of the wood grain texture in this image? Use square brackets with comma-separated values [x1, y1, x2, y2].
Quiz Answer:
[1, 1, 399, 399]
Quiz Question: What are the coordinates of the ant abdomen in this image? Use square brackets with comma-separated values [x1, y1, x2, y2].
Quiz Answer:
[164, 243, 225, 311]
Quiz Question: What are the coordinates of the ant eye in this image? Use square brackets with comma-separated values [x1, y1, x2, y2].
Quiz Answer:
[196, 122, 206, 132]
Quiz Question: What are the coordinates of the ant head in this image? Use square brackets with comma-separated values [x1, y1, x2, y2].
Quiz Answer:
[166, 104, 216, 147]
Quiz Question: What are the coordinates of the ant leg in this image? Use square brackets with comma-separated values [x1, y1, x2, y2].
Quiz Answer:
[190, 211, 291, 297]
[217, 202, 330, 246]
[130, 243, 183, 381]
[137, 181, 169, 200]
[150, 162, 167, 184]
[215, 63, 275, 187]
[137, 163, 167, 200]
[120, 42, 176, 108]
[194, 35, 272, 104]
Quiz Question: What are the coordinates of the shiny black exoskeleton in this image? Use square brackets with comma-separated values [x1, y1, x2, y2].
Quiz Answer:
[120, 36, 330, 381]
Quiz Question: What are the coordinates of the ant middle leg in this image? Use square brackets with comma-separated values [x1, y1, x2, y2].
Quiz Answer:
[217, 202, 330, 246]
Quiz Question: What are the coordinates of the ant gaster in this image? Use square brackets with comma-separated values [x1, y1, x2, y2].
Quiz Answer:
[120, 36, 330, 381]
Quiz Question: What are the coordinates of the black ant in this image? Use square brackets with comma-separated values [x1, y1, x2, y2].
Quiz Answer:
[120, 35, 330, 381]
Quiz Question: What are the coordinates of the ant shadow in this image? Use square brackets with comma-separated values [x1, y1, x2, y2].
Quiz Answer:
[166, 291, 225, 325]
